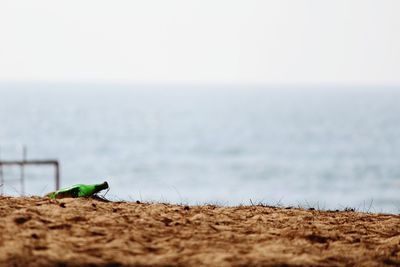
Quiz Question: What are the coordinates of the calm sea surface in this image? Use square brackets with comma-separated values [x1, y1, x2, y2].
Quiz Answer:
[0, 84, 399, 213]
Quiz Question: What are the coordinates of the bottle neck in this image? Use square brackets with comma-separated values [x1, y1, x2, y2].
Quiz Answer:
[95, 181, 109, 191]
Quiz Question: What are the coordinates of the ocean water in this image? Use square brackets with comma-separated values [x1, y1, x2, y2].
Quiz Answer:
[0, 84, 399, 213]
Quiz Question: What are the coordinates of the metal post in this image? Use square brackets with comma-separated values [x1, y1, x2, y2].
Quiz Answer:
[20, 146, 27, 195]
[0, 146, 3, 195]
[55, 161, 60, 190]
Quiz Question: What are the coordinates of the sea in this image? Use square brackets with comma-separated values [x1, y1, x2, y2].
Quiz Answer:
[0, 83, 399, 213]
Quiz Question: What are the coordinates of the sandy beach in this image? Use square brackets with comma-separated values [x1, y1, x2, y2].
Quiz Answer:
[0, 196, 399, 266]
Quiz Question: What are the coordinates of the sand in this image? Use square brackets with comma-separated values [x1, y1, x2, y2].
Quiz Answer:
[0, 196, 399, 266]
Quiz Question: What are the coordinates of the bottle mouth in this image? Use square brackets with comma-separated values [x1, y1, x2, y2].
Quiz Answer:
[98, 181, 109, 190]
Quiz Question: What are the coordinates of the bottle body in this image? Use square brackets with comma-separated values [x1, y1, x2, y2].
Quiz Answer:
[47, 181, 108, 199]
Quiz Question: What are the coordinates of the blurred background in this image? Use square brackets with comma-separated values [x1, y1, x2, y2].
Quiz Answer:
[0, 1, 399, 212]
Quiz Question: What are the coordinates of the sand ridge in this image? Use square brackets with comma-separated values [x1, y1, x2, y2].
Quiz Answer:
[0, 196, 399, 266]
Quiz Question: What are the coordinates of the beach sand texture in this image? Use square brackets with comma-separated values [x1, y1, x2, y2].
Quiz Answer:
[0, 196, 399, 266]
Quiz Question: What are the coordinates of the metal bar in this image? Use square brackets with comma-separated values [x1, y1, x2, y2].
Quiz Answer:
[0, 160, 59, 165]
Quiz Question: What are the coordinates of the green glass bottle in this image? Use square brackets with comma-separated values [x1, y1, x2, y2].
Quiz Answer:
[47, 181, 109, 199]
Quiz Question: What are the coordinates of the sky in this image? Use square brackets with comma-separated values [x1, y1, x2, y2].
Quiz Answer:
[0, 0, 399, 86]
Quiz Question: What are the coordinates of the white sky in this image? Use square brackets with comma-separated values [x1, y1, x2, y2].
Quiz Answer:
[0, 0, 399, 85]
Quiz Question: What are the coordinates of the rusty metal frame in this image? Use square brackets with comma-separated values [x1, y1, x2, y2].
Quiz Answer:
[0, 160, 60, 195]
